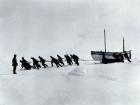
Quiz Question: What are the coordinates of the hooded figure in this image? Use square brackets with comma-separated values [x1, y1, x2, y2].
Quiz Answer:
[12, 54, 18, 74]
[30, 57, 41, 69]
[71, 54, 79, 66]
[50, 56, 62, 68]
[57, 54, 64, 66]
[39, 56, 48, 68]
[124, 52, 131, 62]
[64, 54, 73, 65]
[20, 57, 32, 70]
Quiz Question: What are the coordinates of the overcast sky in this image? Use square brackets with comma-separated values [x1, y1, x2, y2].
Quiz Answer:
[0, 0, 140, 59]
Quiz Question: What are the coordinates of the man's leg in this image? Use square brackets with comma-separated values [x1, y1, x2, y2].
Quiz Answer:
[13, 66, 17, 74]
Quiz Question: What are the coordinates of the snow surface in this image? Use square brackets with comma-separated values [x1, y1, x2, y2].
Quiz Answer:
[0, 58, 140, 105]
[0, 0, 140, 104]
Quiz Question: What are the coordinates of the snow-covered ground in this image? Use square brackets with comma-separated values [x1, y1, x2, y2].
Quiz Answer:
[0, 57, 140, 105]
[1, 0, 140, 104]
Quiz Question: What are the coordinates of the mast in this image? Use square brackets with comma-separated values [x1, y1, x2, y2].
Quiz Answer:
[104, 29, 106, 52]
[123, 37, 125, 52]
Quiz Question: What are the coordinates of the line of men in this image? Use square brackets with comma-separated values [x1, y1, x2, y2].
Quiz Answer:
[12, 54, 79, 74]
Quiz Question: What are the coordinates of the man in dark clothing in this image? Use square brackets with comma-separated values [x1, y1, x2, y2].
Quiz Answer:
[71, 54, 79, 66]
[20, 57, 32, 70]
[124, 52, 131, 62]
[30, 57, 41, 69]
[38, 56, 48, 68]
[57, 54, 64, 66]
[50, 56, 62, 68]
[12, 54, 18, 74]
[64, 54, 73, 65]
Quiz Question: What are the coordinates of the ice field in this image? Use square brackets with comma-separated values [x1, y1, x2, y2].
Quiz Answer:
[0, 56, 140, 105]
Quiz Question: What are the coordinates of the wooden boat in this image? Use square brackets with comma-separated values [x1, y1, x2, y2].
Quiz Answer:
[91, 29, 131, 63]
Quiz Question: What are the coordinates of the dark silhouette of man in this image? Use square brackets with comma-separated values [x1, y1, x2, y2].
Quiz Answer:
[30, 57, 41, 69]
[12, 54, 18, 74]
[124, 52, 131, 62]
[71, 54, 79, 66]
[20, 57, 32, 70]
[50, 56, 62, 68]
[38, 56, 48, 68]
[64, 54, 73, 65]
[57, 54, 64, 66]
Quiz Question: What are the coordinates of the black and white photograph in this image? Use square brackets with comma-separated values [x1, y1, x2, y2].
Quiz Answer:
[0, 0, 140, 105]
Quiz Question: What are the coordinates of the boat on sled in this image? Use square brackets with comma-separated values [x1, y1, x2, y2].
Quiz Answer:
[91, 29, 131, 63]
